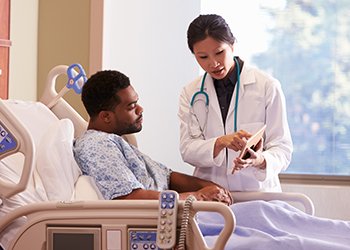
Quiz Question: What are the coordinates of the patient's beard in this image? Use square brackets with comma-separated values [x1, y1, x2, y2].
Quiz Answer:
[114, 115, 142, 136]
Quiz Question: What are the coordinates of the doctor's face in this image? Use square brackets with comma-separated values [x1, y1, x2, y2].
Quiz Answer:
[193, 36, 235, 81]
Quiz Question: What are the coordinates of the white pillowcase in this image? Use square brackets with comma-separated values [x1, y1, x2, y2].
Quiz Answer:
[34, 118, 81, 201]
[74, 175, 105, 200]
[4, 100, 59, 149]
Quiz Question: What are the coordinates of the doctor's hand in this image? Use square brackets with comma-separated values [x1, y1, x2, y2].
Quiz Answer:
[214, 130, 251, 158]
[232, 138, 266, 174]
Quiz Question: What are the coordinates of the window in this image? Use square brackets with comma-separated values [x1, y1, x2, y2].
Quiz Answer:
[202, 0, 350, 176]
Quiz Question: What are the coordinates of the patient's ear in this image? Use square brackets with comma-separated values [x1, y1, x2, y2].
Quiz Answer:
[99, 111, 111, 123]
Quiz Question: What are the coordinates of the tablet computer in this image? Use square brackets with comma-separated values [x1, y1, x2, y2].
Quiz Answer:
[238, 124, 266, 160]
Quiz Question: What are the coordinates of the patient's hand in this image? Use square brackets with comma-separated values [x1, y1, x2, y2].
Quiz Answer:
[193, 185, 233, 206]
[170, 171, 233, 205]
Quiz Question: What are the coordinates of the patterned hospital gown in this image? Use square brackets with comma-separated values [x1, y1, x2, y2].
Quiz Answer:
[73, 130, 172, 200]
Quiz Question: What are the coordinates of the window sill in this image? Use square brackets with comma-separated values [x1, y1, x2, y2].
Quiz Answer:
[279, 173, 350, 186]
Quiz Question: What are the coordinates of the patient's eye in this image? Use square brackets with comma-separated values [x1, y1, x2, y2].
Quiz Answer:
[127, 102, 137, 111]
[216, 50, 223, 55]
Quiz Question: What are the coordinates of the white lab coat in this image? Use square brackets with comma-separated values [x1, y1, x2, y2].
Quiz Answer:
[178, 64, 293, 192]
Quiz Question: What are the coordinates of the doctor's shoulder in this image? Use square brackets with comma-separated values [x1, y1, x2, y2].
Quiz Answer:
[245, 65, 282, 88]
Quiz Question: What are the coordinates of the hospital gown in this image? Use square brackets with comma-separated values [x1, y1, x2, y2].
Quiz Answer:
[73, 130, 172, 200]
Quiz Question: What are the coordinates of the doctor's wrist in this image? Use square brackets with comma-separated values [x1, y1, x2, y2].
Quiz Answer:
[255, 157, 267, 170]
[213, 137, 226, 158]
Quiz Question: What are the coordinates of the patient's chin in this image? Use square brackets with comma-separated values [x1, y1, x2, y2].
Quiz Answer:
[122, 124, 142, 135]
[134, 125, 142, 133]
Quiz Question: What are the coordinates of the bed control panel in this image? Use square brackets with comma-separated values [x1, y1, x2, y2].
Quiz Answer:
[129, 230, 158, 250]
[129, 229, 177, 250]
[0, 122, 18, 158]
[156, 191, 179, 249]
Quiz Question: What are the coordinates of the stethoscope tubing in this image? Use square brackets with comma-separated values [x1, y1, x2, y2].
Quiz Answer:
[190, 57, 240, 133]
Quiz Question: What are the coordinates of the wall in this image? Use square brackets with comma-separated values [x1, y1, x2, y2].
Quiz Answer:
[100, 0, 201, 175]
[37, 0, 90, 119]
[10, 0, 91, 116]
[9, 0, 38, 101]
[282, 183, 350, 221]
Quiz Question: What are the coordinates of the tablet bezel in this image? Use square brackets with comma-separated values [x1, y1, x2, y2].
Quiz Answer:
[238, 124, 266, 160]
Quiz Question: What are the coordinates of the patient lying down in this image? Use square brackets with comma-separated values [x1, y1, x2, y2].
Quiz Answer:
[73, 70, 232, 205]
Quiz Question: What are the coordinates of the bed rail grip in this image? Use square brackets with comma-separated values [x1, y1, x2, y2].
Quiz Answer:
[188, 201, 235, 250]
[0, 99, 35, 199]
[231, 191, 315, 216]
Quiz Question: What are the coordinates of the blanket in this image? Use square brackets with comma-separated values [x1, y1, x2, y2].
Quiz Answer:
[198, 200, 350, 250]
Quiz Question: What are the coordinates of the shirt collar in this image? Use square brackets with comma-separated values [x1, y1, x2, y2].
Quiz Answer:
[213, 57, 244, 87]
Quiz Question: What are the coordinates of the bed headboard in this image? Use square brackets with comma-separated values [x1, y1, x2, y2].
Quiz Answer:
[39, 65, 88, 138]
[39, 65, 137, 146]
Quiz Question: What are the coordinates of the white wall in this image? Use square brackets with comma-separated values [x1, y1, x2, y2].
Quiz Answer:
[102, 0, 201, 175]
[9, 0, 38, 101]
[282, 184, 350, 221]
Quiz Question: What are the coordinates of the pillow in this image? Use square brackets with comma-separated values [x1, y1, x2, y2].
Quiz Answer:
[74, 175, 105, 200]
[4, 100, 59, 149]
[34, 119, 82, 201]
[1, 100, 60, 198]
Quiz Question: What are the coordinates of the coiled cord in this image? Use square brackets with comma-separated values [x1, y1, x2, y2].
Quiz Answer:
[178, 195, 197, 250]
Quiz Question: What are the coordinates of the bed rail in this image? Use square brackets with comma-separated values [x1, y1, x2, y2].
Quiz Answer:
[0, 99, 35, 199]
[231, 191, 315, 215]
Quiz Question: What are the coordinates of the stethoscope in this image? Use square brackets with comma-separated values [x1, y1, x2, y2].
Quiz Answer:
[189, 57, 240, 139]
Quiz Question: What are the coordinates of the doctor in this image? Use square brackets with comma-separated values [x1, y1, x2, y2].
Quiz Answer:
[178, 14, 293, 192]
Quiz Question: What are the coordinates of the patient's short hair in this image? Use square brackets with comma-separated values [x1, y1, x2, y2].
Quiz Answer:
[82, 70, 130, 118]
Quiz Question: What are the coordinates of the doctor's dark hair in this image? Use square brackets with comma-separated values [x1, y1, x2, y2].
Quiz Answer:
[187, 14, 236, 53]
[81, 70, 130, 119]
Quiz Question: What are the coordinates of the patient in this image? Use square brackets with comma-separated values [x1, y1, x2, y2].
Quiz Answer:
[73, 70, 233, 205]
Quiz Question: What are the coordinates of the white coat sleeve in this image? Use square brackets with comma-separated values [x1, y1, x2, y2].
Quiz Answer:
[255, 79, 293, 182]
[177, 85, 224, 168]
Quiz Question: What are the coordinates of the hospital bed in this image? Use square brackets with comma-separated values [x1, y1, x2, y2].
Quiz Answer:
[0, 64, 317, 250]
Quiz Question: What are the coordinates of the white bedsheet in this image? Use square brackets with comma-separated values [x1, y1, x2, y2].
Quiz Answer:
[0, 157, 44, 249]
[199, 200, 350, 250]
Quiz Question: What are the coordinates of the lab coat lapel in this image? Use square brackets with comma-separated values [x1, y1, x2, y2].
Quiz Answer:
[227, 65, 254, 129]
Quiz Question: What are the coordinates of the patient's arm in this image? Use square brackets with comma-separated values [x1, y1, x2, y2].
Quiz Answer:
[115, 188, 160, 200]
[169, 172, 233, 206]
[114, 172, 233, 205]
